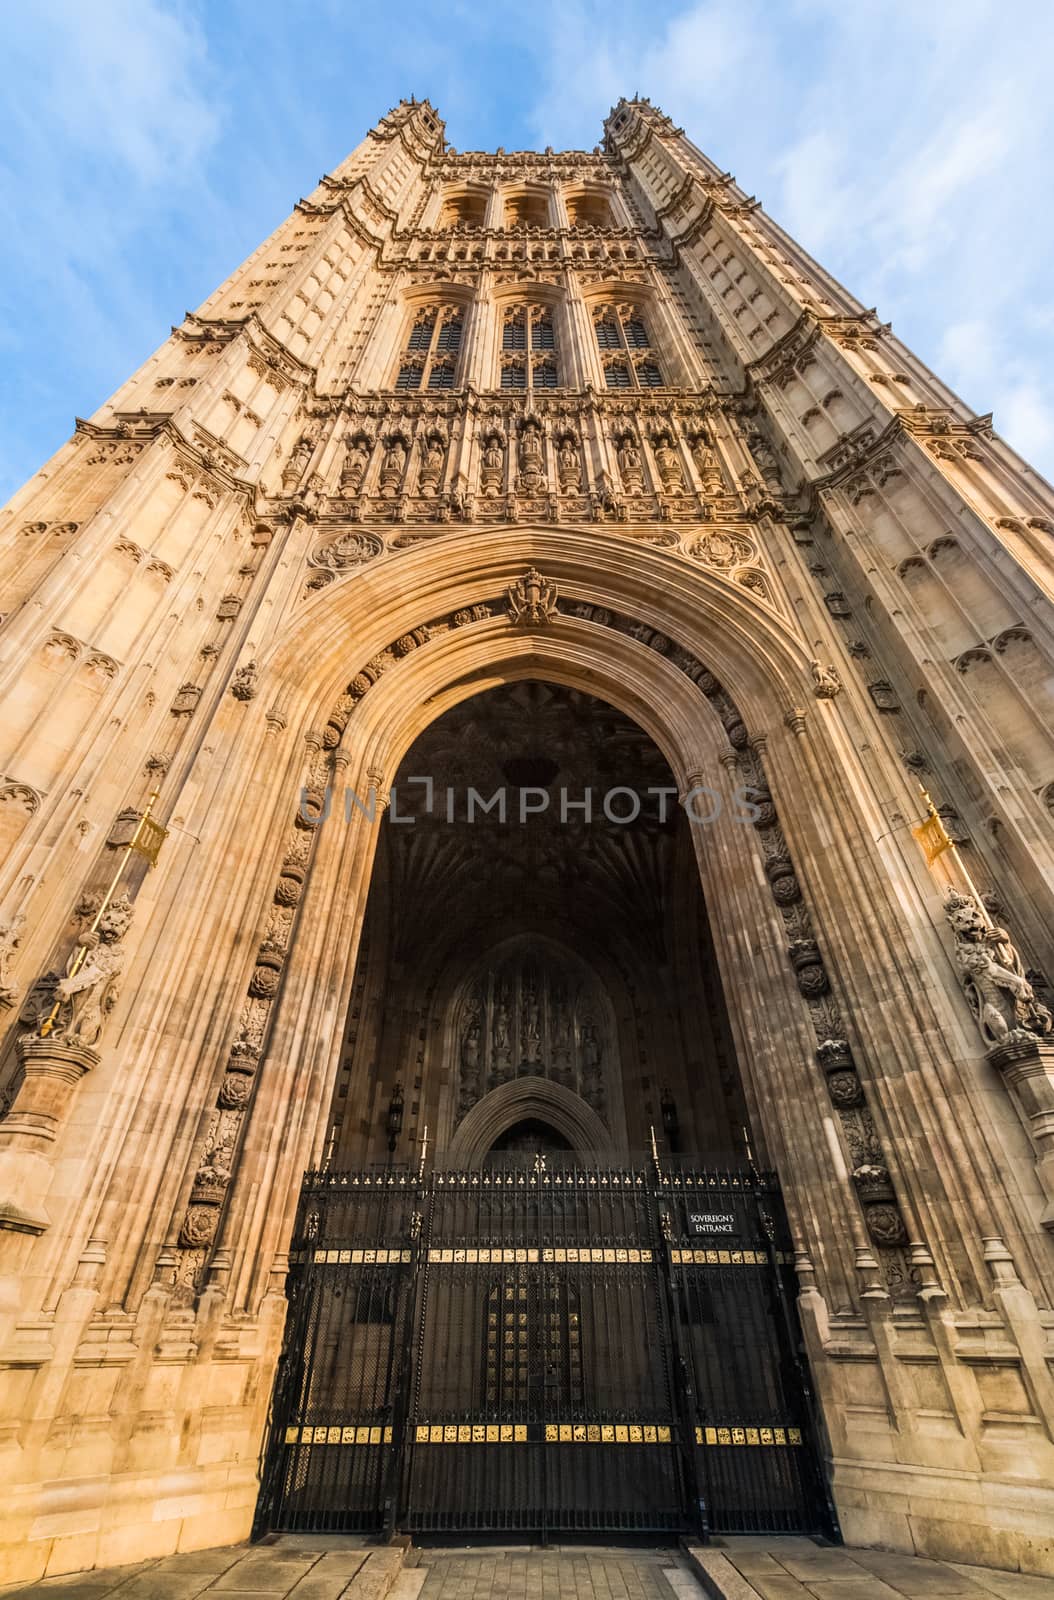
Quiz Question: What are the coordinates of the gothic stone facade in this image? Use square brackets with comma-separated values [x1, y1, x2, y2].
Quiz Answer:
[1, 96, 1054, 1581]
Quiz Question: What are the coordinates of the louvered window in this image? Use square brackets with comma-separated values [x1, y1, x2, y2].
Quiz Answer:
[393, 306, 464, 388]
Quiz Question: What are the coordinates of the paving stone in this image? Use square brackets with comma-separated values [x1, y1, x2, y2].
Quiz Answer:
[210, 1554, 320, 1593]
[775, 1558, 880, 1583]
[842, 1556, 993, 1595]
[799, 1581, 921, 1600]
[943, 1572, 1054, 1600]
[740, 1579, 812, 1600]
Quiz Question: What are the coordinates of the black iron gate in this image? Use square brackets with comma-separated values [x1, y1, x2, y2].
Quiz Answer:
[257, 1159, 834, 1539]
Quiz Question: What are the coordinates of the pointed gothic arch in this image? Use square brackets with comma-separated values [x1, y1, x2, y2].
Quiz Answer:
[447, 1077, 615, 1163]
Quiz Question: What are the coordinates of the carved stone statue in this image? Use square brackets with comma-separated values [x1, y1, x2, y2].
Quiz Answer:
[557, 437, 581, 492]
[944, 890, 1052, 1048]
[581, 1017, 604, 1109]
[617, 436, 644, 493]
[480, 436, 505, 498]
[505, 567, 558, 626]
[52, 895, 134, 1048]
[518, 422, 545, 494]
[810, 660, 842, 699]
[522, 986, 541, 1069]
[459, 1004, 483, 1112]
[340, 435, 370, 493]
[418, 435, 446, 495]
[653, 434, 685, 493]
[691, 435, 724, 495]
[282, 431, 316, 488]
[379, 438, 407, 496]
[0, 910, 26, 1005]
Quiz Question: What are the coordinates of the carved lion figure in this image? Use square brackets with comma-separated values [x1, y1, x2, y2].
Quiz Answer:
[944, 890, 1052, 1048]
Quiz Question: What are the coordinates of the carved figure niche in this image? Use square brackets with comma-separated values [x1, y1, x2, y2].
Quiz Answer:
[454, 945, 611, 1124]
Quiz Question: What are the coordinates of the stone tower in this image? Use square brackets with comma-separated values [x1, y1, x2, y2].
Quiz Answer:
[1, 95, 1053, 1580]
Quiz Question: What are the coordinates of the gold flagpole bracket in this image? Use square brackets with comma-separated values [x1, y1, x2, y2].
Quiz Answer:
[910, 788, 954, 869]
[911, 785, 993, 925]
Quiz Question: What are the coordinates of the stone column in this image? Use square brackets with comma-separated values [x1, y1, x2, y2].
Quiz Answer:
[0, 1037, 98, 1234]
[988, 1038, 1054, 1228]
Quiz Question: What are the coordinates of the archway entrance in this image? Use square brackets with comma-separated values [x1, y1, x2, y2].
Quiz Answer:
[323, 680, 752, 1168]
[257, 682, 833, 1539]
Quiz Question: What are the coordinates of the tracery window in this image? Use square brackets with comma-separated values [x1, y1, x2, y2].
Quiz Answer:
[394, 305, 465, 391]
[593, 304, 665, 388]
[500, 305, 559, 390]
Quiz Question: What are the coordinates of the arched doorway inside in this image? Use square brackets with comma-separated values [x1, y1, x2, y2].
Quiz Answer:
[324, 680, 752, 1168]
[259, 680, 830, 1541]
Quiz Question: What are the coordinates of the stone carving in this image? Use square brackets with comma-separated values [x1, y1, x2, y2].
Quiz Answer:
[312, 530, 383, 570]
[282, 431, 316, 489]
[944, 890, 1052, 1048]
[617, 434, 644, 493]
[378, 436, 408, 496]
[517, 420, 546, 494]
[652, 433, 685, 492]
[687, 531, 754, 569]
[556, 435, 582, 492]
[171, 731, 335, 1284]
[171, 683, 201, 716]
[505, 567, 558, 626]
[479, 434, 505, 497]
[231, 661, 259, 702]
[49, 895, 133, 1048]
[690, 434, 724, 494]
[0, 911, 26, 1005]
[218, 1071, 254, 1109]
[418, 433, 446, 495]
[458, 994, 484, 1115]
[868, 680, 899, 712]
[0, 783, 39, 819]
[455, 950, 610, 1121]
[811, 660, 842, 699]
[340, 433, 371, 494]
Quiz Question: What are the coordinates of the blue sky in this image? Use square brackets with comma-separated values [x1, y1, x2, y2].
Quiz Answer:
[2, 0, 1053, 501]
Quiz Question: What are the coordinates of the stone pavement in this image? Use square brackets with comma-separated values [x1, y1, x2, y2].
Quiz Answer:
[4, 1541, 1054, 1600]
[685, 1538, 1054, 1600]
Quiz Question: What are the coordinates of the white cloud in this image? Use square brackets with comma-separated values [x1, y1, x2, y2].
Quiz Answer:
[523, 0, 1054, 479]
[0, 1, 223, 491]
[999, 383, 1054, 469]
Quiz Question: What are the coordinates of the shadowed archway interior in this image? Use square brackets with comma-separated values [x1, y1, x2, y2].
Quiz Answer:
[324, 680, 751, 1166]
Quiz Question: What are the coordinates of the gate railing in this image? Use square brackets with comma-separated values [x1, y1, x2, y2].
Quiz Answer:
[255, 1159, 836, 1540]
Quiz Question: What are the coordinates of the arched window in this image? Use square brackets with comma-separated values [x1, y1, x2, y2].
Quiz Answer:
[592, 304, 664, 388]
[504, 191, 550, 228]
[566, 191, 611, 228]
[500, 304, 560, 391]
[439, 192, 486, 229]
[393, 305, 465, 391]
